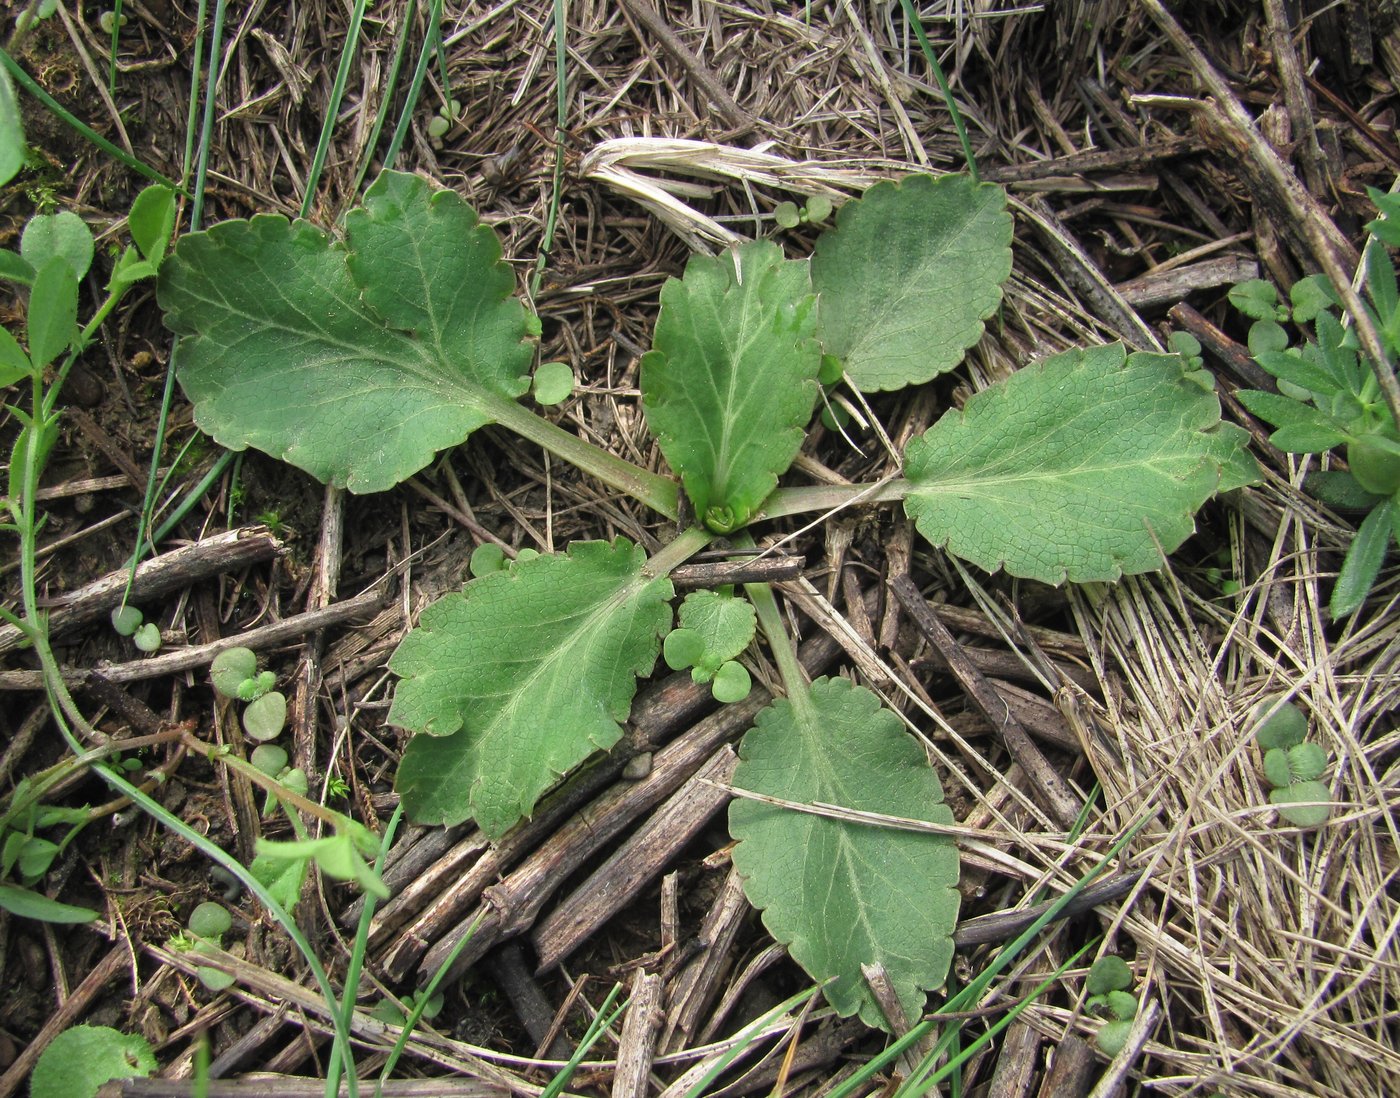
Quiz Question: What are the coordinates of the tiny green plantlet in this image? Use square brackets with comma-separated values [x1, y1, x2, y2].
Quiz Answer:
[28, 1024, 156, 1098]
[1084, 954, 1138, 1056]
[1250, 695, 1332, 828]
[158, 168, 1253, 1027]
[210, 646, 287, 740]
[1230, 193, 1400, 617]
[185, 899, 237, 991]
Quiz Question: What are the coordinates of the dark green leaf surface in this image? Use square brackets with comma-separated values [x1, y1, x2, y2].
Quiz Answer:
[730, 678, 960, 1028]
[391, 539, 673, 837]
[1330, 498, 1396, 618]
[159, 170, 532, 493]
[904, 344, 1252, 583]
[29, 1025, 155, 1098]
[811, 174, 1011, 392]
[0, 883, 98, 923]
[641, 241, 818, 530]
[27, 258, 78, 371]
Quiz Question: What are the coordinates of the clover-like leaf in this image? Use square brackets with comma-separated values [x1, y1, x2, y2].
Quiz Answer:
[159, 170, 532, 493]
[810, 173, 1011, 392]
[671, 589, 756, 681]
[390, 539, 673, 837]
[641, 240, 819, 531]
[22, 210, 94, 281]
[904, 344, 1253, 584]
[729, 678, 960, 1029]
[29, 1025, 156, 1098]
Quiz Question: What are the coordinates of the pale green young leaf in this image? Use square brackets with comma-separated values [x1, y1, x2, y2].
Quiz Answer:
[128, 184, 177, 265]
[29, 1025, 155, 1098]
[0, 883, 98, 923]
[810, 174, 1011, 392]
[0, 326, 31, 386]
[21, 210, 94, 280]
[250, 849, 308, 910]
[0, 249, 34, 286]
[904, 345, 1251, 583]
[0, 68, 21, 188]
[674, 589, 756, 680]
[1330, 498, 1396, 618]
[641, 241, 818, 531]
[158, 169, 532, 493]
[27, 258, 78, 371]
[390, 539, 673, 837]
[729, 678, 960, 1029]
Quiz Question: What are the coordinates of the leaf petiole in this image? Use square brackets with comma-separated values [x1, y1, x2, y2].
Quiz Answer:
[486, 392, 680, 520]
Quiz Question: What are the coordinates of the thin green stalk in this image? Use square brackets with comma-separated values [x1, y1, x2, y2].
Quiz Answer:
[376, 910, 487, 1091]
[896, 0, 978, 182]
[540, 983, 626, 1098]
[529, 0, 569, 299]
[181, 0, 208, 185]
[381, 0, 442, 171]
[350, 0, 419, 198]
[106, 1, 122, 95]
[643, 524, 712, 578]
[304, 0, 372, 217]
[679, 985, 824, 1098]
[487, 393, 679, 519]
[759, 478, 910, 522]
[743, 563, 807, 702]
[328, 804, 404, 1098]
[0, 49, 183, 193]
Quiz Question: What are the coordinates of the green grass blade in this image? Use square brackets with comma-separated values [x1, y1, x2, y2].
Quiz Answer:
[380, 0, 441, 172]
[303, 0, 371, 216]
[350, 0, 419, 197]
[530, 0, 569, 299]
[896, 0, 978, 182]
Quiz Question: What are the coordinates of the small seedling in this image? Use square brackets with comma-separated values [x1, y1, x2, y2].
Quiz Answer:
[1249, 696, 1332, 828]
[469, 542, 506, 577]
[210, 646, 287, 740]
[1085, 954, 1138, 1056]
[1231, 193, 1400, 618]
[186, 900, 236, 991]
[110, 605, 143, 636]
[774, 194, 834, 229]
[133, 622, 162, 652]
[532, 360, 574, 406]
[371, 988, 443, 1025]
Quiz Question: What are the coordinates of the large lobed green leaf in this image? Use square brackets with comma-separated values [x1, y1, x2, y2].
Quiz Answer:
[158, 170, 532, 493]
[811, 173, 1011, 392]
[730, 678, 960, 1029]
[641, 240, 819, 532]
[903, 344, 1256, 584]
[389, 539, 673, 838]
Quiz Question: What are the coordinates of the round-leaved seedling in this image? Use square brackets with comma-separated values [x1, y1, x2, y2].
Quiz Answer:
[1251, 696, 1307, 751]
[532, 361, 574, 406]
[243, 691, 287, 741]
[711, 660, 751, 703]
[211, 647, 258, 699]
[110, 605, 143, 636]
[133, 622, 162, 652]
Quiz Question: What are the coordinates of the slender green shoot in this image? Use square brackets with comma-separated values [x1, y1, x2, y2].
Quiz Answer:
[376, 909, 487, 1090]
[539, 983, 627, 1098]
[181, 0, 209, 185]
[328, 804, 404, 1098]
[350, 0, 419, 198]
[0, 49, 183, 193]
[679, 985, 824, 1098]
[897, 0, 978, 182]
[381, 0, 442, 173]
[106, 1, 124, 95]
[304, 0, 371, 217]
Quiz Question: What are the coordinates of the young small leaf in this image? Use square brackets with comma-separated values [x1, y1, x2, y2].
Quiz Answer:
[21, 210, 95, 280]
[0, 248, 34, 286]
[1097, 1019, 1133, 1056]
[1330, 498, 1396, 618]
[210, 647, 258, 698]
[730, 678, 960, 1028]
[0, 67, 21, 188]
[159, 170, 533, 493]
[128, 184, 178, 265]
[0, 883, 98, 923]
[0, 326, 31, 386]
[1287, 742, 1327, 783]
[197, 965, 236, 992]
[1303, 470, 1385, 512]
[532, 360, 574, 406]
[469, 542, 506, 577]
[1346, 438, 1400, 496]
[1290, 274, 1337, 323]
[1086, 955, 1133, 995]
[133, 622, 162, 652]
[663, 627, 706, 672]
[250, 743, 288, 776]
[27, 257, 79, 371]
[1228, 279, 1280, 321]
[1247, 320, 1287, 356]
[904, 345, 1251, 583]
[1234, 391, 1347, 453]
[243, 690, 287, 741]
[250, 848, 307, 909]
[390, 539, 673, 836]
[1251, 696, 1307, 751]
[811, 173, 1011, 392]
[673, 589, 756, 679]
[804, 194, 833, 223]
[1252, 351, 1339, 397]
[29, 1025, 156, 1098]
[110, 605, 143, 636]
[1270, 780, 1332, 828]
[1262, 746, 1293, 789]
[773, 201, 801, 229]
[641, 240, 819, 530]
[187, 900, 232, 938]
[710, 659, 750, 702]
